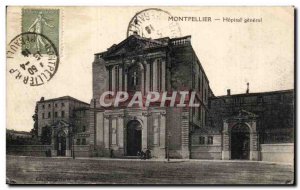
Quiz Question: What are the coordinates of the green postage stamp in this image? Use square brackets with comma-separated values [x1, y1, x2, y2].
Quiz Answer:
[22, 9, 59, 54]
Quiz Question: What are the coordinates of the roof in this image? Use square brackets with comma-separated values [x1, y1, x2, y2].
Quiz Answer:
[37, 96, 89, 105]
[6, 129, 31, 135]
[212, 89, 294, 99]
[95, 34, 193, 58]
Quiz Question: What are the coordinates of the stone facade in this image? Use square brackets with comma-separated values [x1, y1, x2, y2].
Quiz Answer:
[35, 35, 294, 162]
[36, 96, 90, 157]
[89, 34, 211, 158]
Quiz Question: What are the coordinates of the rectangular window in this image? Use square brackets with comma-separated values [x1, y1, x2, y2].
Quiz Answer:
[48, 104, 51, 108]
[48, 112, 51, 118]
[61, 111, 65, 118]
[42, 113, 45, 119]
[208, 136, 213, 144]
[55, 103, 57, 107]
[198, 106, 201, 120]
[54, 112, 58, 118]
[82, 126, 86, 132]
[199, 136, 205, 144]
[42, 105, 45, 109]
[61, 102, 65, 107]
[82, 138, 86, 145]
[76, 139, 80, 145]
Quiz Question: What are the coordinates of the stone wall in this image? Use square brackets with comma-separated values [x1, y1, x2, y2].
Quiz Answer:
[191, 134, 222, 159]
[7, 145, 52, 157]
[73, 145, 91, 157]
[260, 143, 294, 164]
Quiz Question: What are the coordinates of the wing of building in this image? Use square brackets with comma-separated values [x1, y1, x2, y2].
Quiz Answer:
[35, 34, 294, 163]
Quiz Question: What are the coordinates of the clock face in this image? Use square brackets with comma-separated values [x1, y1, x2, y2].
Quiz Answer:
[127, 8, 181, 39]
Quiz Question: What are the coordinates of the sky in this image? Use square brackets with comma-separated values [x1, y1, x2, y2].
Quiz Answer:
[6, 7, 294, 131]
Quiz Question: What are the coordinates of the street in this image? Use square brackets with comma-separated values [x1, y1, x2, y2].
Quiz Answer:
[6, 156, 294, 184]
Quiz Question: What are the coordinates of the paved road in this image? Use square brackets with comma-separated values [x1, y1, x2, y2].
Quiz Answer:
[6, 156, 294, 184]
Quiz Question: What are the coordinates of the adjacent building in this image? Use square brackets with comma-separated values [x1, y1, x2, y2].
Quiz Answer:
[36, 96, 90, 156]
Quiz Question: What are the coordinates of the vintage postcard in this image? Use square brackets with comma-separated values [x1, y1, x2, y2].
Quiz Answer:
[6, 6, 295, 184]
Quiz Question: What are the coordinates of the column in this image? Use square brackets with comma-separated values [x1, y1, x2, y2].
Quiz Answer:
[66, 136, 71, 156]
[118, 116, 124, 148]
[161, 60, 166, 91]
[146, 63, 150, 92]
[222, 121, 230, 160]
[152, 60, 157, 91]
[142, 116, 148, 150]
[249, 121, 259, 160]
[51, 128, 57, 156]
[111, 66, 115, 92]
[159, 112, 166, 148]
[119, 67, 122, 91]
[96, 112, 104, 146]
[104, 116, 110, 149]
[124, 71, 127, 91]
[111, 118, 117, 145]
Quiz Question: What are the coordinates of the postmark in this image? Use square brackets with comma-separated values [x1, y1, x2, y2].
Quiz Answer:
[7, 32, 59, 86]
[6, 8, 60, 86]
[127, 8, 182, 39]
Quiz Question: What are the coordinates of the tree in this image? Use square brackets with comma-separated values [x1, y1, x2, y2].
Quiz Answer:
[40, 125, 52, 145]
[30, 103, 38, 138]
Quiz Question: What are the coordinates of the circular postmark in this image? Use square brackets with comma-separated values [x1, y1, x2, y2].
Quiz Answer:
[7, 32, 59, 86]
[127, 8, 182, 39]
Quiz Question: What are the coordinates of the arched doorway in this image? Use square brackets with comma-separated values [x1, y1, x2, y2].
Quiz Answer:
[126, 120, 142, 156]
[231, 123, 250, 160]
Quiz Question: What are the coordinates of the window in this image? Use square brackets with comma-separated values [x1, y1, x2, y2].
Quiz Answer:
[54, 112, 58, 118]
[55, 103, 57, 107]
[198, 106, 201, 120]
[76, 139, 80, 145]
[42, 113, 45, 119]
[82, 126, 86, 132]
[257, 96, 263, 103]
[61, 111, 65, 118]
[208, 136, 213, 144]
[199, 136, 205, 144]
[48, 112, 51, 118]
[82, 138, 86, 145]
[48, 104, 51, 108]
[42, 105, 45, 109]
[61, 102, 65, 107]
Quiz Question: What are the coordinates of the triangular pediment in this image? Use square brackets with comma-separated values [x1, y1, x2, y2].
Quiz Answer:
[103, 35, 168, 58]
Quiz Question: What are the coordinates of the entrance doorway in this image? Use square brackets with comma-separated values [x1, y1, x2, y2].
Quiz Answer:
[126, 120, 142, 156]
[231, 124, 250, 160]
[57, 136, 66, 156]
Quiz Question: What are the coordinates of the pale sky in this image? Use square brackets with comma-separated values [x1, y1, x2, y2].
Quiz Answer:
[6, 7, 294, 131]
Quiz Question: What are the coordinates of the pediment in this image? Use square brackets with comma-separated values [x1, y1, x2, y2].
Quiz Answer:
[233, 109, 258, 120]
[103, 35, 167, 58]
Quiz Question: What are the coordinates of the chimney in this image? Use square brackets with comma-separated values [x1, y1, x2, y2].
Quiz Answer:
[246, 82, 249, 94]
[227, 89, 231, 96]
